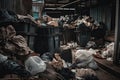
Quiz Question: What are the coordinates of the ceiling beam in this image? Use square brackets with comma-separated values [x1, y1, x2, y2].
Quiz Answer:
[46, 11, 61, 13]
[57, 0, 80, 8]
[45, 3, 65, 6]
[45, 7, 75, 10]
[57, 0, 69, 3]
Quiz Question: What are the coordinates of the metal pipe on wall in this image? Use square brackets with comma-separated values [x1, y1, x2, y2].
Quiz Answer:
[113, 0, 120, 65]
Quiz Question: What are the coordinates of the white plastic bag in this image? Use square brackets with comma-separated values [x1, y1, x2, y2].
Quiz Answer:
[102, 42, 114, 60]
[25, 56, 46, 75]
[75, 49, 98, 69]
[0, 54, 8, 63]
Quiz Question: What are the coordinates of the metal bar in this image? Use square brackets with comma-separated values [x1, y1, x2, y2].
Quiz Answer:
[113, 0, 120, 65]
[45, 3, 65, 6]
[45, 7, 75, 10]
[57, 0, 69, 3]
[57, 0, 80, 8]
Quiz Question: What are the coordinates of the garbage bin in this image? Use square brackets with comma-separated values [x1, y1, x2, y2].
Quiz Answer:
[13, 22, 37, 50]
[75, 26, 91, 47]
[62, 28, 76, 44]
[77, 32, 91, 47]
[34, 26, 61, 55]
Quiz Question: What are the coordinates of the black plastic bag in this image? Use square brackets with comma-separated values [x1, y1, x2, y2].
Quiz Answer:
[1, 60, 31, 78]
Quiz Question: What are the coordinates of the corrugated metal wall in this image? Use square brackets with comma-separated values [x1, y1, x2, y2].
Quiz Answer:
[0, 0, 32, 15]
[90, 6, 112, 31]
[0, 0, 16, 11]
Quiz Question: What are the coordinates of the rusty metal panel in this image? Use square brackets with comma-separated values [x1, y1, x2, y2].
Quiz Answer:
[0, 0, 16, 11]
[90, 6, 112, 31]
[0, 0, 32, 15]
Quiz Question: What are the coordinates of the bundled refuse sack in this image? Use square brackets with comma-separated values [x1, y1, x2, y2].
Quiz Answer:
[0, 54, 8, 63]
[93, 42, 115, 61]
[49, 50, 75, 80]
[71, 49, 98, 70]
[57, 68, 75, 80]
[101, 42, 114, 61]
[47, 20, 58, 27]
[0, 25, 33, 57]
[0, 9, 18, 26]
[76, 68, 99, 80]
[41, 52, 53, 62]
[17, 14, 37, 24]
[50, 51, 68, 70]
[25, 56, 46, 76]
[0, 54, 30, 78]
[0, 53, 8, 78]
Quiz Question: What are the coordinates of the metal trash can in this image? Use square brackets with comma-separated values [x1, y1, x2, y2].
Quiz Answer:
[34, 26, 61, 54]
[77, 32, 91, 47]
[13, 22, 37, 50]
[75, 26, 91, 47]
[62, 28, 76, 44]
